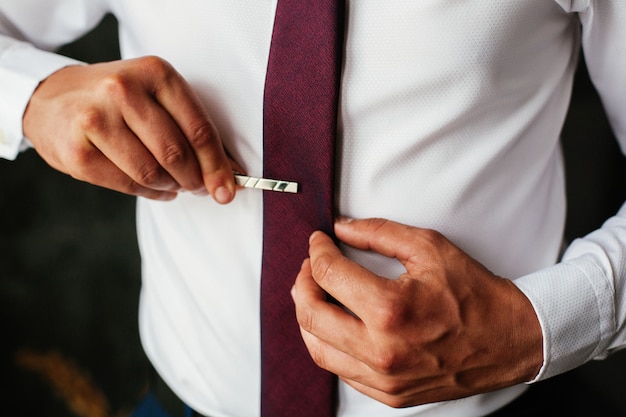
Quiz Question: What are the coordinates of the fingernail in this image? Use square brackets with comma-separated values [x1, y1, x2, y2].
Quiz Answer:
[156, 192, 177, 201]
[192, 187, 209, 196]
[214, 186, 233, 204]
[336, 216, 354, 224]
[163, 180, 181, 192]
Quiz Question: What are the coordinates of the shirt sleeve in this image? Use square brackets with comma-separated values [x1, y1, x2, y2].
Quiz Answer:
[515, 0, 626, 381]
[0, 1, 108, 160]
[0, 38, 82, 160]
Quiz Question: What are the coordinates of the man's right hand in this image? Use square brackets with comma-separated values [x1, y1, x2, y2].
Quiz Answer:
[22, 56, 237, 203]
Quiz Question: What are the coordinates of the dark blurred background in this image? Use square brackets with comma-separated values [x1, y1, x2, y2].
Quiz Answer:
[0, 14, 148, 417]
[1, 13, 626, 417]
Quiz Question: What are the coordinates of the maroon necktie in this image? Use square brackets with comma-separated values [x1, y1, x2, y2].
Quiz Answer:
[261, 1, 344, 416]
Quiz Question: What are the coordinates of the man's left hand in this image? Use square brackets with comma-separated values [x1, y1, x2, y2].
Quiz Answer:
[292, 217, 543, 408]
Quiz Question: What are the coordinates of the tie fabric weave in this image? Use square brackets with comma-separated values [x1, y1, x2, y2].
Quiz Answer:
[260, 1, 344, 416]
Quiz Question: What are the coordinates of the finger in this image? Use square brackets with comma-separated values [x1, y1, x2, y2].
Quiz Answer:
[115, 90, 207, 193]
[301, 325, 450, 409]
[86, 114, 182, 193]
[68, 144, 177, 201]
[334, 217, 446, 269]
[344, 372, 471, 409]
[148, 58, 236, 203]
[307, 231, 400, 323]
[299, 326, 374, 384]
[340, 378, 421, 409]
[293, 258, 371, 361]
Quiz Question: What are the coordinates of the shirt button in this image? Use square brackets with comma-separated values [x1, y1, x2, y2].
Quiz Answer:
[0, 129, 7, 145]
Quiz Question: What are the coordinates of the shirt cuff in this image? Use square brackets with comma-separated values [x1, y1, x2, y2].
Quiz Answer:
[514, 255, 614, 382]
[0, 39, 82, 160]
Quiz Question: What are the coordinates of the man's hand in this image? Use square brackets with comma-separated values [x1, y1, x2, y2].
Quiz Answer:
[292, 217, 543, 408]
[23, 56, 237, 202]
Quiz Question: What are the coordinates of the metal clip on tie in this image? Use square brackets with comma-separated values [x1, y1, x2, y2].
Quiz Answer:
[234, 172, 299, 193]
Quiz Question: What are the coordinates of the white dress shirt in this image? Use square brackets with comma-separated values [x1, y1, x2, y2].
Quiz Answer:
[2, 1, 626, 416]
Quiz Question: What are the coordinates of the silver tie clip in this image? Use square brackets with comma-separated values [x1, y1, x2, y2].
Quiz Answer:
[234, 173, 299, 193]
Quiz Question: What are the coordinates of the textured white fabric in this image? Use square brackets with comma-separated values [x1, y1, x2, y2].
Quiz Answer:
[0, 40, 80, 158]
[2, 1, 626, 417]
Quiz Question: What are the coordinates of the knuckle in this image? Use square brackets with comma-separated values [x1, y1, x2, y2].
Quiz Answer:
[137, 56, 180, 92]
[419, 228, 445, 248]
[100, 72, 132, 102]
[160, 142, 187, 167]
[403, 228, 447, 270]
[374, 295, 411, 332]
[297, 304, 317, 334]
[66, 143, 98, 178]
[370, 348, 402, 376]
[364, 217, 390, 233]
[75, 107, 108, 134]
[382, 382, 405, 399]
[310, 252, 337, 285]
[187, 119, 217, 150]
[137, 161, 164, 187]
[139, 55, 175, 79]
[100, 57, 177, 101]
[367, 373, 408, 402]
[384, 394, 412, 409]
